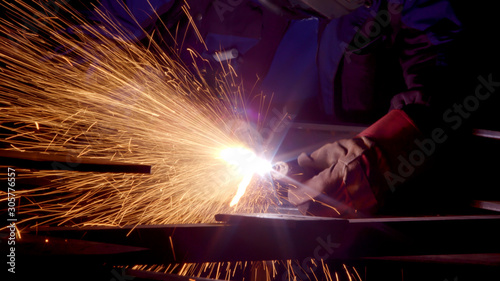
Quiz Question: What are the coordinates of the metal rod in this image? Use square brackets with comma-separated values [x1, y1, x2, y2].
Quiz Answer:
[0, 150, 151, 174]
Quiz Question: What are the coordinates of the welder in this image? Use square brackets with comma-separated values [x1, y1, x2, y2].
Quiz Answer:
[87, 0, 462, 217]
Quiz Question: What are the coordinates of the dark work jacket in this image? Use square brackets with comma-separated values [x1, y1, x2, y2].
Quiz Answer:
[89, 0, 461, 124]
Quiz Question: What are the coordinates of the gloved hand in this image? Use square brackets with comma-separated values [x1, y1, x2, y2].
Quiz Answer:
[288, 109, 423, 217]
[287, 136, 385, 217]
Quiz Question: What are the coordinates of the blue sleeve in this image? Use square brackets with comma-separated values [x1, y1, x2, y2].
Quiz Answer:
[401, 0, 461, 46]
[396, 0, 461, 95]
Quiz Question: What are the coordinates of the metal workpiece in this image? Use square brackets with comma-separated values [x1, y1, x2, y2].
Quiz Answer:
[5, 213, 500, 281]
[0, 150, 152, 174]
[12, 214, 347, 264]
[8, 214, 500, 265]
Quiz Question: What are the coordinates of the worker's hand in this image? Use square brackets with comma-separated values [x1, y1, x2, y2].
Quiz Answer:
[287, 137, 385, 217]
[287, 109, 424, 217]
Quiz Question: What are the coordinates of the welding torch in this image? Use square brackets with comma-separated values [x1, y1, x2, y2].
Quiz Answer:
[269, 159, 314, 207]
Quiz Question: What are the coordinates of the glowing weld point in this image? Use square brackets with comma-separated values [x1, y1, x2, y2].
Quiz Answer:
[219, 147, 272, 176]
[219, 147, 272, 207]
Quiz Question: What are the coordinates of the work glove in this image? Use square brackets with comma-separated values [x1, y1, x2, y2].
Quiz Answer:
[288, 109, 423, 217]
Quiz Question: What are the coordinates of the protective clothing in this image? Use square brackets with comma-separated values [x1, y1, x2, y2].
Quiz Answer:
[288, 136, 383, 217]
[288, 109, 425, 217]
[89, 0, 461, 122]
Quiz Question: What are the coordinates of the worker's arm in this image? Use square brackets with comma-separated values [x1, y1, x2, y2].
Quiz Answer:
[288, 0, 462, 217]
[391, 0, 461, 111]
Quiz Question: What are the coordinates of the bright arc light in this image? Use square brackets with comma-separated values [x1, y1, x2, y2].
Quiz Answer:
[219, 147, 273, 207]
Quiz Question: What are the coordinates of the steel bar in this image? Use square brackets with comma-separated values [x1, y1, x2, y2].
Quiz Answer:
[17, 216, 348, 264]
[290, 122, 366, 133]
[0, 150, 151, 173]
[9, 214, 500, 266]
[472, 129, 500, 140]
[471, 200, 500, 213]
[365, 253, 500, 266]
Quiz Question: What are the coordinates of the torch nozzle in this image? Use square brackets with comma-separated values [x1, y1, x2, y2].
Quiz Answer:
[270, 161, 289, 179]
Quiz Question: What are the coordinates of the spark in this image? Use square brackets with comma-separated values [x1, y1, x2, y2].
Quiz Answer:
[230, 173, 253, 207]
[128, 260, 362, 281]
[352, 266, 363, 281]
[0, 1, 275, 228]
[343, 264, 353, 281]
